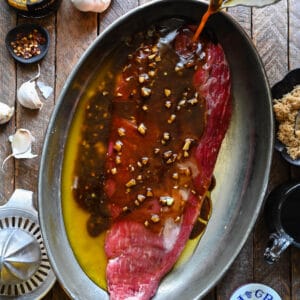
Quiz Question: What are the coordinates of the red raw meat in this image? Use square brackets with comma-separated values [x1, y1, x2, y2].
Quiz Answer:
[104, 27, 231, 300]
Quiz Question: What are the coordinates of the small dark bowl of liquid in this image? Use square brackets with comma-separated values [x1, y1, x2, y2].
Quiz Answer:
[264, 182, 300, 263]
[5, 23, 50, 64]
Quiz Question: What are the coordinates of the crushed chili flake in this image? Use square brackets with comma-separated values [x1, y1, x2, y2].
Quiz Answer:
[10, 29, 46, 59]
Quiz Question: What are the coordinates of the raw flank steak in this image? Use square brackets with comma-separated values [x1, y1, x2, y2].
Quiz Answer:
[104, 25, 231, 300]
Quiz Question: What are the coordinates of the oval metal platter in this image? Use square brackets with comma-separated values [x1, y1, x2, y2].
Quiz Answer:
[38, 1, 273, 299]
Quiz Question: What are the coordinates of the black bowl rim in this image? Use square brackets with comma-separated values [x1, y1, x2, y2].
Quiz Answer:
[272, 68, 300, 166]
[5, 23, 50, 64]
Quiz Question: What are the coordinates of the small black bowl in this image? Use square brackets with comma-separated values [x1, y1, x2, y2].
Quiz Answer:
[5, 23, 50, 64]
[272, 68, 300, 166]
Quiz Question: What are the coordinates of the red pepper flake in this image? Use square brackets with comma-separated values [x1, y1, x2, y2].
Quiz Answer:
[10, 29, 46, 59]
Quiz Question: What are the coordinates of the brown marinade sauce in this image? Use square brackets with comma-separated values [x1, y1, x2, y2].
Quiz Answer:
[72, 19, 214, 238]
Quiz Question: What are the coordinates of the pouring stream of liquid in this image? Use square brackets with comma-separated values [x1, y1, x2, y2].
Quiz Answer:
[192, 0, 282, 41]
[192, 1, 222, 41]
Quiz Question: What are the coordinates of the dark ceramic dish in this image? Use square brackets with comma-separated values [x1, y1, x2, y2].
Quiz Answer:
[272, 69, 300, 166]
[38, 1, 273, 299]
[264, 182, 300, 263]
[5, 23, 50, 64]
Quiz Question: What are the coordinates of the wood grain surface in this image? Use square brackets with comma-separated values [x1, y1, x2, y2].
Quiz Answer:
[0, 0, 300, 299]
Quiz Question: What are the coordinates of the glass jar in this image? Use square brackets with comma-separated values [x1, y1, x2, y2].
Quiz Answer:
[7, 0, 62, 18]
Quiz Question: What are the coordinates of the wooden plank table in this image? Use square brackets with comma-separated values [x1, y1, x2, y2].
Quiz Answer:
[0, 0, 299, 299]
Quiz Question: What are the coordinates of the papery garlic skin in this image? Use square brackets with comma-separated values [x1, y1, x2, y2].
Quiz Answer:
[0, 102, 14, 124]
[71, 0, 111, 13]
[9, 129, 37, 158]
[2, 128, 37, 169]
[17, 80, 43, 110]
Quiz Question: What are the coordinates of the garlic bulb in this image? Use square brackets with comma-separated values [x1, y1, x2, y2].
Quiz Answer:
[17, 64, 43, 110]
[2, 129, 37, 169]
[0, 102, 14, 124]
[71, 0, 111, 13]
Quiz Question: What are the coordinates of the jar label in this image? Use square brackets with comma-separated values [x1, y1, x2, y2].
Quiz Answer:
[8, 0, 29, 11]
[8, 0, 59, 14]
[230, 283, 281, 300]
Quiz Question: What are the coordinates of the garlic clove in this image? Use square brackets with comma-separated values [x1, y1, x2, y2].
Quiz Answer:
[71, 0, 111, 13]
[17, 80, 43, 110]
[17, 64, 43, 110]
[0, 102, 14, 125]
[9, 128, 37, 157]
[2, 129, 37, 169]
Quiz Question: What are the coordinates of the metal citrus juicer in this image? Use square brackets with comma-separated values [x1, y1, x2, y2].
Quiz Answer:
[0, 189, 56, 299]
